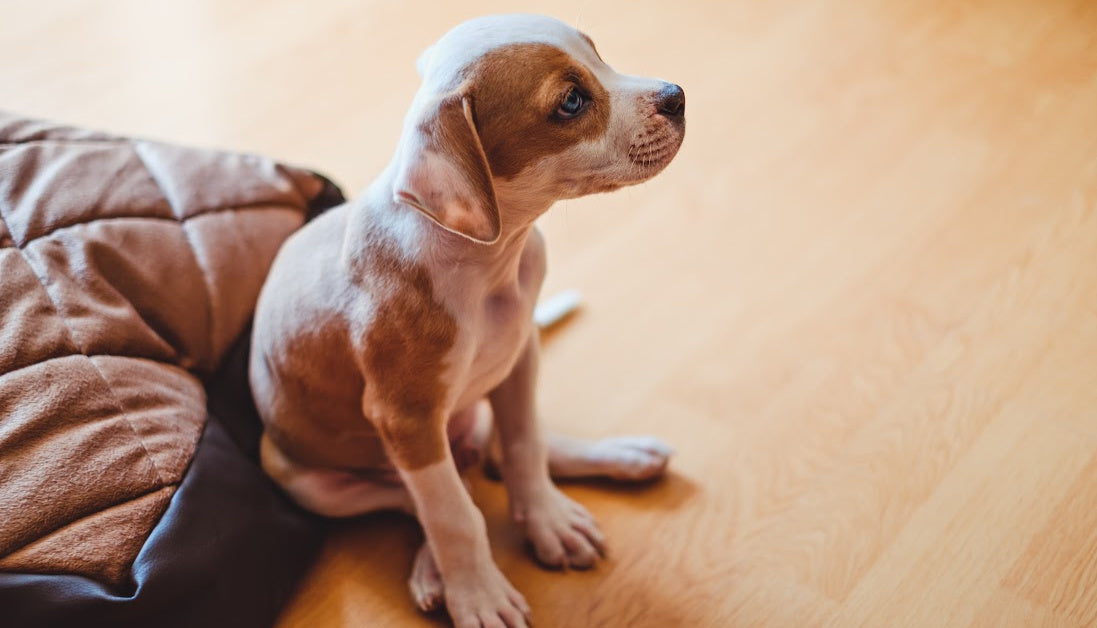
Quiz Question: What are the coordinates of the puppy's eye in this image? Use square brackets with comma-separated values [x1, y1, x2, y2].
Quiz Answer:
[555, 88, 586, 119]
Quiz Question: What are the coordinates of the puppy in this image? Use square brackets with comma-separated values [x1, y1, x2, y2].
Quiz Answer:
[250, 14, 685, 628]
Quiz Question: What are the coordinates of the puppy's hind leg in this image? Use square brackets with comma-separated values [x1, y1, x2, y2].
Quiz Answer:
[409, 532, 445, 612]
[259, 432, 414, 517]
[545, 433, 674, 482]
[481, 406, 673, 483]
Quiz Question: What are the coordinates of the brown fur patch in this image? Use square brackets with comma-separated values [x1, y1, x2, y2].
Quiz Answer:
[361, 235, 457, 470]
[465, 43, 611, 179]
[264, 315, 384, 470]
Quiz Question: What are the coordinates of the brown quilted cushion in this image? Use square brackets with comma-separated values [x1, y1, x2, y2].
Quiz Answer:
[0, 113, 324, 586]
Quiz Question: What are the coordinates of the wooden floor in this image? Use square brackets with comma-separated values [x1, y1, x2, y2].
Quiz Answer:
[6, 0, 1097, 626]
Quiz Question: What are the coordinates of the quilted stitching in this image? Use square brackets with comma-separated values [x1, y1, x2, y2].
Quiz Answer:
[0, 112, 321, 586]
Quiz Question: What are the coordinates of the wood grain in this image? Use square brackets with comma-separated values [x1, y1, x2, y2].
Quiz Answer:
[5, 0, 1097, 625]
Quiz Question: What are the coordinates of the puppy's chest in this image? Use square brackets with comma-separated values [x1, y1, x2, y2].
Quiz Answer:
[452, 288, 535, 405]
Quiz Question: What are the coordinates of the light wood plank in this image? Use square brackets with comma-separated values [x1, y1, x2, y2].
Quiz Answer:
[4, 1, 1097, 626]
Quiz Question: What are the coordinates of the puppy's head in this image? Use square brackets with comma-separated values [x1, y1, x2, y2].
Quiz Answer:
[393, 14, 686, 244]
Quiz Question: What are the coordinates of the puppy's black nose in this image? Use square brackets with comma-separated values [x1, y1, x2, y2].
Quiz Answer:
[656, 84, 686, 119]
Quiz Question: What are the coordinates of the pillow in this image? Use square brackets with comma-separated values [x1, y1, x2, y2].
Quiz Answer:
[0, 112, 343, 624]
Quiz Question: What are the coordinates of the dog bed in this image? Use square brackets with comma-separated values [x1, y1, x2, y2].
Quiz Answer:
[0, 112, 344, 626]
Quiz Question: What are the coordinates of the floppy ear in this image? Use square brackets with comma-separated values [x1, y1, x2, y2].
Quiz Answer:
[393, 94, 501, 245]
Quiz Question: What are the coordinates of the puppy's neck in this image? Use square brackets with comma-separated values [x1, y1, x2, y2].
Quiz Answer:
[347, 167, 551, 290]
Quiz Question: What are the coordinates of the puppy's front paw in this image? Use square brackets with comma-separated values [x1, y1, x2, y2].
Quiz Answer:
[514, 485, 607, 569]
[444, 563, 531, 628]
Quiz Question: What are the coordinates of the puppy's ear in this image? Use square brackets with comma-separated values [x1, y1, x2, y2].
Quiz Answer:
[393, 94, 500, 245]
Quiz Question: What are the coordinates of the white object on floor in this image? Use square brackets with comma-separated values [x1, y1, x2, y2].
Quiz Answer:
[534, 290, 583, 328]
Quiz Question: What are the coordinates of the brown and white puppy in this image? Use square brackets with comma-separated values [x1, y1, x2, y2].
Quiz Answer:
[250, 14, 684, 628]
